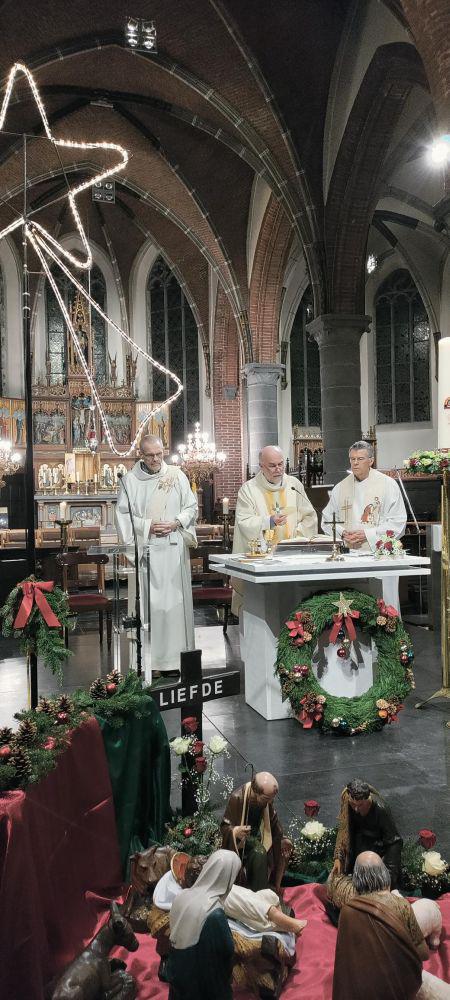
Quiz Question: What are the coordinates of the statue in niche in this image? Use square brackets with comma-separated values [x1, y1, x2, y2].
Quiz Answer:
[75, 309, 89, 365]
[108, 352, 118, 386]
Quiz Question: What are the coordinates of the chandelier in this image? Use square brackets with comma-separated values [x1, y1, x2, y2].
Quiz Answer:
[0, 441, 21, 488]
[171, 423, 226, 483]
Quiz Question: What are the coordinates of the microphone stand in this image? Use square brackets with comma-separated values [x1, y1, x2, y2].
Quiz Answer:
[117, 472, 142, 676]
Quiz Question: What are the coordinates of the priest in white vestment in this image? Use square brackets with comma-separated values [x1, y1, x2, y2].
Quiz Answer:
[232, 445, 318, 615]
[322, 440, 407, 608]
[116, 434, 197, 678]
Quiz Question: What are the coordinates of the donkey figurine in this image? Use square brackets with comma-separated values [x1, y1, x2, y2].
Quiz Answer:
[51, 901, 139, 1000]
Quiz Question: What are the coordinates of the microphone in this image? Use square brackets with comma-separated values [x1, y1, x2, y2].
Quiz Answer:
[117, 470, 142, 675]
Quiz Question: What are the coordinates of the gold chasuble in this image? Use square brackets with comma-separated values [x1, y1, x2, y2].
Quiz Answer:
[231, 471, 317, 614]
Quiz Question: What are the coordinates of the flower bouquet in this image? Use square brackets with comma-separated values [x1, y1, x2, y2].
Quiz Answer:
[286, 802, 337, 881]
[403, 450, 449, 476]
[375, 530, 404, 559]
[166, 722, 234, 856]
[400, 832, 450, 899]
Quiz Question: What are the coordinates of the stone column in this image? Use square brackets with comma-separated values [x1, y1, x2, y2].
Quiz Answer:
[307, 314, 371, 485]
[243, 363, 283, 475]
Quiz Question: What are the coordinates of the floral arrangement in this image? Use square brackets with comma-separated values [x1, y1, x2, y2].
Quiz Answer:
[375, 530, 404, 559]
[0, 671, 154, 793]
[165, 717, 233, 856]
[286, 802, 336, 879]
[276, 590, 414, 736]
[403, 450, 449, 476]
[401, 831, 450, 899]
[0, 577, 74, 678]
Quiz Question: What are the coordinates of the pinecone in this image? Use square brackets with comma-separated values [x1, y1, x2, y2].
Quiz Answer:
[10, 747, 32, 785]
[0, 726, 13, 746]
[385, 618, 397, 633]
[90, 677, 107, 699]
[57, 695, 73, 714]
[15, 719, 38, 747]
[36, 697, 54, 715]
[107, 669, 121, 686]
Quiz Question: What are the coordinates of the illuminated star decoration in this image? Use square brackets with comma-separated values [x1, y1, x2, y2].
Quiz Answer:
[0, 63, 182, 457]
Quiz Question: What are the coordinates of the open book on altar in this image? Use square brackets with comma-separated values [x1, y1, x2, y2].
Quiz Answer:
[276, 534, 335, 553]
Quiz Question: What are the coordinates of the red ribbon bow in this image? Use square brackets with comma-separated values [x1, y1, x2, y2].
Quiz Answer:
[14, 580, 61, 629]
[377, 598, 399, 619]
[329, 608, 360, 643]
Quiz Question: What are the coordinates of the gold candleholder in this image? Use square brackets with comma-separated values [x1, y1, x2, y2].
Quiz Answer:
[55, 518, 72, 553]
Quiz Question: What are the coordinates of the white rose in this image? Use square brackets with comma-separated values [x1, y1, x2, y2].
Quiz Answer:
[423, 851, 448, 877]
[208, 735, 228, 755]
[170, 736, 192, 756]
[301, 820, 326, 841]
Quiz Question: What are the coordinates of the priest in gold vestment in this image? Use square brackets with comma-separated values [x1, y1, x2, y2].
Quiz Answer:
[232, 446, 317, 615]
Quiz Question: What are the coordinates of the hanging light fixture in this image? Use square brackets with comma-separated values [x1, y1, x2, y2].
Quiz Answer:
[0, 441, 21, 488]
[125, 17, 157, 52]
[171, 422, 226, 484]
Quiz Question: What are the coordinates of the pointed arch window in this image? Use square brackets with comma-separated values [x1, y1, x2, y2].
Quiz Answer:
[146, 256, 199, 444]
[290, 288, 321, 427]
[375, 269, 430, 424]
[45, 264, 107, 384]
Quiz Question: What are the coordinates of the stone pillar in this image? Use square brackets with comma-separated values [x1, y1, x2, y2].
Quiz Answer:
[243, 363, 283, 475]
[307, 314, 370, 485]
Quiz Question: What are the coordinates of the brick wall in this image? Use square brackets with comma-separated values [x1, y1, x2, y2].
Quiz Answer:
[212, 286, 245, 505]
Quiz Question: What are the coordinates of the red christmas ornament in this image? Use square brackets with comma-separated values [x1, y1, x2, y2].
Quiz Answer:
[400, 653, 409, 665]
[419, 829, 436, 850]
[0, 744, 11, 761]
[105, 682, 117, 696]
[304, 799, 320, 817]
[43, 736, 56, 751]
[183, 827, 193, 837]
[55, 711, 69, 725]
[337, 646, 347, 658]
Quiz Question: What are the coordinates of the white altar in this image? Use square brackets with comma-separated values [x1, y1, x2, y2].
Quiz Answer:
[209, 551, 430, 721]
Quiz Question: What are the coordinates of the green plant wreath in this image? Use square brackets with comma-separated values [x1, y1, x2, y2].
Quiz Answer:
[276, 589, 415, 736]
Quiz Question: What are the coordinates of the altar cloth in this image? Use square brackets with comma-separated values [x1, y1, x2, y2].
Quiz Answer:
[110, 883, 450, 1000]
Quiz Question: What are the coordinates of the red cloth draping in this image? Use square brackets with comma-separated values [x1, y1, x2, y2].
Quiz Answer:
[0, 717, 122, 1000]
[13, 579, 61, 628]
[109, 884, 450, 1000]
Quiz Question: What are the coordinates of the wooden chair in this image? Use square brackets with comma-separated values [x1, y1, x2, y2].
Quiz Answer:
[190, 545, 232, 634]
[57, 551, 113, 651]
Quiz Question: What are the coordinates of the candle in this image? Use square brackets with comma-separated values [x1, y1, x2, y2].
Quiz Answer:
[94, 473, 98, 483]
[59, 501, 68, 520]
[76, 471, 80, 483]
[222, 497, 229, 515]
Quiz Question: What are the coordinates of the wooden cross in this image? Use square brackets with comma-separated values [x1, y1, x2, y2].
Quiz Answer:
[151, 648, 240, 815]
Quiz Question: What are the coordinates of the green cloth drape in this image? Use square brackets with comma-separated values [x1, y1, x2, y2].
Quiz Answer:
[96, 701, 171, 874]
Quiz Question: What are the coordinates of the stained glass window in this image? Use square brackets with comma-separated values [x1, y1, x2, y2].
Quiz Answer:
[45, 265, 107, 384]
[375, 269, 430, 424]
[146, 256, 200, 443]
[290, 288, 321, 427]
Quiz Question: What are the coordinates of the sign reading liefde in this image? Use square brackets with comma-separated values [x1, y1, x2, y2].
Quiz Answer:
[151, 670, 240, 711]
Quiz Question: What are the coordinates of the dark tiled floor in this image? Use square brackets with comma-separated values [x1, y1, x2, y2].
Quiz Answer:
[1, 612, 449, 856]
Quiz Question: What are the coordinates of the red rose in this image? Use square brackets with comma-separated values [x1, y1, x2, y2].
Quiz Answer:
[385, 541, 393, 551]
[194, 755, 207, 773]
[182, 716, 198, 734]
[304, 799, 320, 817]
[376, 540, 382, 549]
[386, 530, 395, 537]
[419, 829, 436, 849]
[191, 740, 204, 756]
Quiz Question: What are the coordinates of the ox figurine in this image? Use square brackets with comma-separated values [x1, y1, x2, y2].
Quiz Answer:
[51, 901, 138, 1000]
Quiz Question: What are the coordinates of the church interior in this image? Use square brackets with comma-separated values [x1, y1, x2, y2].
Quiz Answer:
[0, 2, 450, 998]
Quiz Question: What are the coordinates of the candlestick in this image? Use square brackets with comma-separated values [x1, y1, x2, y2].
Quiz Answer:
[55, 518, 72, 554]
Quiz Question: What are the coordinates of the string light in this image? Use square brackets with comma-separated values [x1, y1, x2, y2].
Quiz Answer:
[0, 63, 182, 457]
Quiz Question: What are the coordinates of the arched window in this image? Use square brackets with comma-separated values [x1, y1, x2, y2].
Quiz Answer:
[0, 263, 5, 395]
[375, 269, 430, 424]
[146, 256, 199, 443]
[45, 264, 107, 384]
[290, 288, 321, 427]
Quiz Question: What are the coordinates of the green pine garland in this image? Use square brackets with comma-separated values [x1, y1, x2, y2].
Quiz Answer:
[0, 577, 74, 678]
[164, 810, 222, 857]
[276, 589, 414, 736]
[72, 670, 155, 728]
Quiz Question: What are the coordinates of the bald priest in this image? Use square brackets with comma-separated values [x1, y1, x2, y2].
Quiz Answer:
[232, 445, 317, 615]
